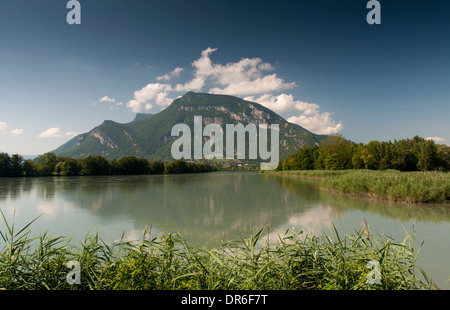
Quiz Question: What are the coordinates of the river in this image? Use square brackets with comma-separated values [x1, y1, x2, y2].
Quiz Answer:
[0, 171, 449, 289]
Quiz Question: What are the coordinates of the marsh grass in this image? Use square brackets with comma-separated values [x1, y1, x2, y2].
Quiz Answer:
[0, 211, 438, 290]
[274, 170, 450, 204]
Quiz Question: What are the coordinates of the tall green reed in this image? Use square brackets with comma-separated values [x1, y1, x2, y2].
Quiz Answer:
[0, 210, 438, 290]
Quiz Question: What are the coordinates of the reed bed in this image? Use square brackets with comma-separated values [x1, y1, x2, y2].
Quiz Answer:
[0, 210, 437, 290]
[275, 170, 450, 204]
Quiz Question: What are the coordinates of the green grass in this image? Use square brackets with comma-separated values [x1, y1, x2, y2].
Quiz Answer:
[0, 210, 438, 290]
[274, 170, 450, 204]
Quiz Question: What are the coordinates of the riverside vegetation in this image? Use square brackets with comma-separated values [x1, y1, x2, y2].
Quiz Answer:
[0, 211, 438, 290]
[275, 135, 450, 204]
[0, 153, 217, 177]
[273, 170, 450, 204]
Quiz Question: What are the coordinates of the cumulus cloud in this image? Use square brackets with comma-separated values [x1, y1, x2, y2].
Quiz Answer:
[287, 113, 344, 135]
[38, 128, 63, 138]
[38, 128, 79, 139]
[189, 47, 295, 96]
[126, 83, 174, 113]
[244, 93, 343, 135]
[98, 96, 123, 110]
[426, 137, 445, 143]
[119, 47, 343, 135]
[157, 67, 184, 81]
[0, 121, 24, 137]
[9, 129, 24, 136]
[244, 94, 319, 115]
[65, 132, 80, 138]
[99, 96, 116, 103]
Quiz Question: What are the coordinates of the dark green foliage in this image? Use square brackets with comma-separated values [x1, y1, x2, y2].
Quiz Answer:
[9, 154, 24, 177]
[113, 156, 150, 175]
[23, 159, 37, 176]
[80, 156, 110, 176]
[35, 152, 58, 176]
[0, 153, 25, 177]
[59, 158, 81, 176]
[278, 135, 450, 172]
[164, 160, 217, 174]
[0, 153, 12, 177]
[0, 152, 216, 177]
[149, 160, 165, 174]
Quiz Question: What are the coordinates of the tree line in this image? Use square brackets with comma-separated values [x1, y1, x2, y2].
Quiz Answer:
[278, 135, 450, 172]
[0, 153, 217, 177]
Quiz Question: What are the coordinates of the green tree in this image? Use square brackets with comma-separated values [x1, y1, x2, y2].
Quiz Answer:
[115, 156, 150, 175]
[280, 154, 296, 171]
[318, 134, 354, 170]
[351, 143, 365, 169]
[292, 146, 318, 170]
[379, 142, 394, 170]
[165, 160, 188, 174]
[0, 153, 11, 177]
[10, 154, 24, 177]
[35, 152, 58, 176]
[149, 161, 165, 174]
[417, 140, 439, 171]
[395, 138, 421, 171]
[60, 158, 81, 176]
[81, 156, 110, 175]
[436, 144, 450, 171]
[23, 159, 37, 177]
[360, 148, 376, 170]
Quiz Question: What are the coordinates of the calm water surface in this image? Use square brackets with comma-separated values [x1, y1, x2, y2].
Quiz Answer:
[0, 172, 449, 288]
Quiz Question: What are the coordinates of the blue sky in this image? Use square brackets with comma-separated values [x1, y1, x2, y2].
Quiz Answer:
[0, 0, 449, 155]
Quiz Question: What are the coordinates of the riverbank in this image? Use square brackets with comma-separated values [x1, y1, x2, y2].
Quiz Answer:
[0, 212, 437, 290]
[264, 170, 450, 204]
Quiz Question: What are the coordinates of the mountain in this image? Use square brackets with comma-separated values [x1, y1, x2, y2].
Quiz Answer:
[53, 92, 327, 162]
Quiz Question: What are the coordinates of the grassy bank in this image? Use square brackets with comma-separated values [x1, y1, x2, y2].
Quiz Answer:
[0, 212, 437, 290]
[272, 170, 450, 204]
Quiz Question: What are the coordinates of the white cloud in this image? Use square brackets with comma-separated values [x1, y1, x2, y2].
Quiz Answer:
[210, 74, 296, 96]
[38, 128, 80, 139]
[9, 129, 24, 136]
[189, 47, 295, 96]
[38, 128, 63, 138]
[244, 93, 343, 135]
[119, 47, 343, 135]
[126, 83, 174, 113]
[426, 137, 445, 143]
[98, 96, 124, 110]
[157, 67, 184, 81]
[0, 121, 24, 137]
[99, 96, 116, 103]
[126, 47, 296, 111]
[65, 132, 80, 138]
[287, 112, 344, 135]
[244, 93, 319, 115]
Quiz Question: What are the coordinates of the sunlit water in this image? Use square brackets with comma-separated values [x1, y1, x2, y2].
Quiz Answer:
[0, 172, 449, 289]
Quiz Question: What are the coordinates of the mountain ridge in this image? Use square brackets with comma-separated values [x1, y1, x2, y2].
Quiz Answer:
[53, 92, 328, 161]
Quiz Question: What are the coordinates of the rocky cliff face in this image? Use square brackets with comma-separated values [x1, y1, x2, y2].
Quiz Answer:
[53, 92, 327, 161]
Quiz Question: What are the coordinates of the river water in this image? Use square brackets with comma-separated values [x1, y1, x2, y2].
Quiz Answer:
[0, 172, 449, 288]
